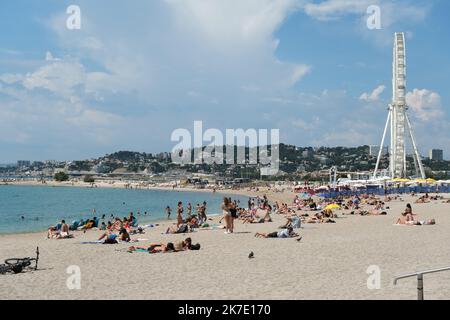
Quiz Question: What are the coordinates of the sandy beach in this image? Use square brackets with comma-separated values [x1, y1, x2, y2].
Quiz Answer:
[1, 189, 450, 300]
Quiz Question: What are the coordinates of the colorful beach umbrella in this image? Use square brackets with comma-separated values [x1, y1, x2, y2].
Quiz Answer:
[325, 204, 340, 210]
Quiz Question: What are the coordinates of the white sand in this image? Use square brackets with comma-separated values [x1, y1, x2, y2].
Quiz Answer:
[1, 191, 450, 300]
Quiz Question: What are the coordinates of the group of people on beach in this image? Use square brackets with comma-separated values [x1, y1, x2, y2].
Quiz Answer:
[46, 188, 445, 261]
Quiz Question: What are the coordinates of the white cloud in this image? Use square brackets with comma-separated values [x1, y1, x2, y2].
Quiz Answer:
[303, 0, 427, 25]
[406, 89, 444, 122]
[45, 51, 60, 62]
[0, 73, 23, 84]
[289, 64, 311, 86]
[302, 0, 430, 47]
[359, 85, 385, 102]
[22, 59, 85, 97]
[304, 0, 375, 21]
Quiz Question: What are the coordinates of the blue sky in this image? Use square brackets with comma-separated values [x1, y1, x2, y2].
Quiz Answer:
[0, 0, 449, 162]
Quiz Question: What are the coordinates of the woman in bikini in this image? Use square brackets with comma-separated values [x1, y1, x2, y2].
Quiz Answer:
[176, 202, 184, 227]
[221, 197, 232, 234]
[128, 242, 176, 253]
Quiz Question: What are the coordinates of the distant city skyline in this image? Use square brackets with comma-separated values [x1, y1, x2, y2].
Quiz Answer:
[1, 143, 448, 164]
[1, 0, 449, 162]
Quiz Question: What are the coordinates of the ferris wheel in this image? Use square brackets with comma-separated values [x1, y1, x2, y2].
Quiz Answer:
[373, 32, 425, 179]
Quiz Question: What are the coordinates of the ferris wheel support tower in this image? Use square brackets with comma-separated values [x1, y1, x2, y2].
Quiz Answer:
[373, 33, 426, 179]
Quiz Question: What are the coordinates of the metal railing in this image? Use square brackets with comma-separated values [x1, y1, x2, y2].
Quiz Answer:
[394, 266, 450, 300]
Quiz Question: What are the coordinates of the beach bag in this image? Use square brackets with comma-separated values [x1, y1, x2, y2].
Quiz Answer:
[190, 243, 201, 250]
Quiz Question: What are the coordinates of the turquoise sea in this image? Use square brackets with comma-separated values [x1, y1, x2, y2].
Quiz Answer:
[0, 185, 247, 234]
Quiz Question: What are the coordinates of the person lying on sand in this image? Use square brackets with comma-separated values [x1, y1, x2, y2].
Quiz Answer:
[348, 209, 387, 216]
[303, 212, 336, 224]
[185, 216, 200, 228]
[415, 196, 430, 204]
[172, 237, 201, 251]
[165, 223, 190, 234]
[396, 215, 436, 226]
[78, 218, 97, 231]
[128, 242, 176, 253]
[255, 227, 299, 239]
[242, 209, 272, 224]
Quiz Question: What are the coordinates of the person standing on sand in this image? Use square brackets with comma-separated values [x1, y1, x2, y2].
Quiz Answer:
[177, 201, 184, 227]
[187, 203, 192, 217]
[199, 203, 207, 222]
[221, 197, 232, 234]
[166, 206, 172, 219]
[229, 199, 238, 233]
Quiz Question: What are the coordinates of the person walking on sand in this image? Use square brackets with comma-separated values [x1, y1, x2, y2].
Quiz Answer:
[177, 201, 184, 227]
[221, 197, 232, 234]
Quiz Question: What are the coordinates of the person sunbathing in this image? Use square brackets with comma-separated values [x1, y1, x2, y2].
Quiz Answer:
[365, 209, 387, 216]
[128, 242, 176, 253]
[351, 208, 387, 216]
[255, 227, 299, 239]
[396, 214, 436, 226]
[280, 215, 301, 229]
[118, 228, 131, 242]
[165, 223, 190, 234]
[78, 219, 95, 231]
[242, 212, 272, 224]
[48, 220, 72, 239]
[129, 226, 145, 235]
[396, 204, 435, 226]
[415, 197, 429, 204]
[186, 216, 199, 228]
[96, 231, 118, 244]
[303, 213, 336, 223]
[173, 238, 193, 251]
[112, 217, 123, 231]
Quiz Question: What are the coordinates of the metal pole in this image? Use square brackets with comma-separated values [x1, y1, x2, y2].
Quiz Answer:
[373, 111, 391, 180]
[405, 113, 426, 179]
[417, 274, 424, 300]
[390, 106, 395, 178]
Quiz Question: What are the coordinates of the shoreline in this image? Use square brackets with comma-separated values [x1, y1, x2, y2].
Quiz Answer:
[0, 182, 259, 237]
[0, 179, 260, 197]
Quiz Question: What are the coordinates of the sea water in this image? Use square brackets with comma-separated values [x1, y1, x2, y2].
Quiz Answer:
[0, 185, 247, 234]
